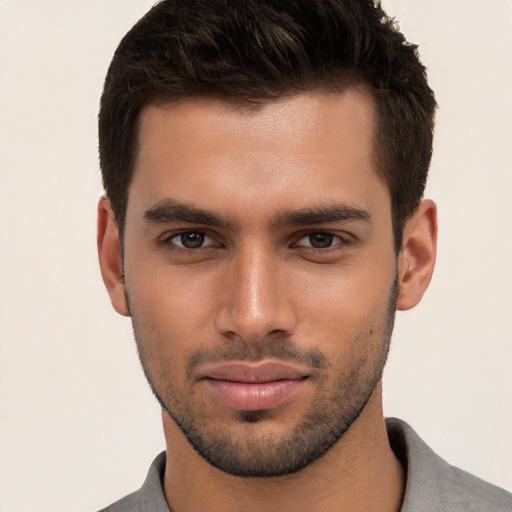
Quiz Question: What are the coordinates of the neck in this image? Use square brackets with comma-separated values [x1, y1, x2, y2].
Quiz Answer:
[162, 382, 404, 512]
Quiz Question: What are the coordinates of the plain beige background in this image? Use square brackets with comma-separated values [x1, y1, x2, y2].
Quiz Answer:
[0, 1, 511, 510]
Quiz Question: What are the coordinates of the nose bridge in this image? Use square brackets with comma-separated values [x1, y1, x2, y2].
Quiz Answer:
[215, 240, 295, 342]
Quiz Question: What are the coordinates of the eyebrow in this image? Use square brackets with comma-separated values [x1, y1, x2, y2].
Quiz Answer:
[271, 204, 371, 228]
[143, 199, 237, 229]
[143, 199, 371, 229]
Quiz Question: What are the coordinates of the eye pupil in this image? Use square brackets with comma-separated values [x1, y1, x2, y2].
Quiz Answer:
[309, 233, 333, 248]
[181, 232, 205, 248]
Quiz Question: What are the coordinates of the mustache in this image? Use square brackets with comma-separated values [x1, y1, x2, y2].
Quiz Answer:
[185, 338, 327, 380]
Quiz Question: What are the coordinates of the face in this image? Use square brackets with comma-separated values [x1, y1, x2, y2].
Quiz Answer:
[122, 91, 399, 477]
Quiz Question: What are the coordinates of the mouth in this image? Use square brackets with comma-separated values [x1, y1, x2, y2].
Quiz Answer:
[200, 361, 310, 411]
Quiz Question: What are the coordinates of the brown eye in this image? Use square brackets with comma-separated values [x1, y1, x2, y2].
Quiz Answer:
[295, 232, 349, 250]
[307, 232, 334, 248]
[171, 231, 211, 249]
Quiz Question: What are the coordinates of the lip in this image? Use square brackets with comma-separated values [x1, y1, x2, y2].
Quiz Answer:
[200, 361, 309, 411]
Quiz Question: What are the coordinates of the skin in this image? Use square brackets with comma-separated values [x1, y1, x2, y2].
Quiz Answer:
[98, 89, 437, 512]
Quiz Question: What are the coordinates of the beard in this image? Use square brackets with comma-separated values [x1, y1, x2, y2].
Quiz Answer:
[127, 276, 397, 478]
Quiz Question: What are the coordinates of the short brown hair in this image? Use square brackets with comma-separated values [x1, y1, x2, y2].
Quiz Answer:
[99, 0, 436, 251]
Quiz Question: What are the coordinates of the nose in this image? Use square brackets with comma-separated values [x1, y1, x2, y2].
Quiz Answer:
[214, 244, 297, 344]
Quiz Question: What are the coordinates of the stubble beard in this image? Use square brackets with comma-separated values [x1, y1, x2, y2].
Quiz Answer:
[127, 276, 398, 478]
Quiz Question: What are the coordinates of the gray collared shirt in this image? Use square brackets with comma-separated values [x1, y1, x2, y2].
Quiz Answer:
[99, 418, 512, 511]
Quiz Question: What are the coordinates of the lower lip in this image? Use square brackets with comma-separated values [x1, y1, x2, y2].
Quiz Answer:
[205, 378, 305, 411]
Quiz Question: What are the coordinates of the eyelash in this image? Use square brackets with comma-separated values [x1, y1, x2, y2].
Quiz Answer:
[294, 232, 351, 251]
[159, 230, 352, 253]
[160, 230, 219, 253]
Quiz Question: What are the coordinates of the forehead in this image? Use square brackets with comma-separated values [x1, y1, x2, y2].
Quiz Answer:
[136, 89, 376, 162]
[128, 90, 388, 223]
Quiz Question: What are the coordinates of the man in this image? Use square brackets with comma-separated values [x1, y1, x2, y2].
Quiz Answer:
[96, 0, 511, 510]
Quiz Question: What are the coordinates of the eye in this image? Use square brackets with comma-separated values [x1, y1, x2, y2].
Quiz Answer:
[167, 231, 215, 249]
[295, 232, 346, 249]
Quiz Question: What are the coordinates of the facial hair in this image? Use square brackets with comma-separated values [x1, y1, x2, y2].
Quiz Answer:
[127, 275, 398, 478]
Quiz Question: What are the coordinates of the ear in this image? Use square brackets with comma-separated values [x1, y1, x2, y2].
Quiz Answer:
[97, 196, 130, 316]
[396, 199, 438, 311]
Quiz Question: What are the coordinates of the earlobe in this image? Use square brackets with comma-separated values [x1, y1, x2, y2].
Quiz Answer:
[396, 199, 438, 311]
[97, 196, 130, 317]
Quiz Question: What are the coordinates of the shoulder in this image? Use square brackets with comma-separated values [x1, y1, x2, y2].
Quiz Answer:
[442, 464, 512, 511]
[97, 491, 141, 512]
[386, 418, 512, 512]
[96, 452, 169, 512]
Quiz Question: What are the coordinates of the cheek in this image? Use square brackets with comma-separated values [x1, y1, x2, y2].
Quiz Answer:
[127, 276, 206, 391]
[294, 261, 396, 350]
[125, 259, 219, 343]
